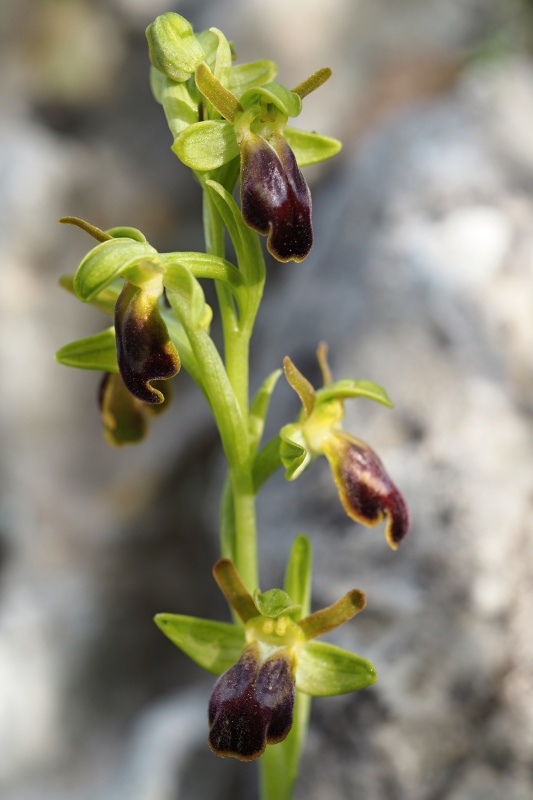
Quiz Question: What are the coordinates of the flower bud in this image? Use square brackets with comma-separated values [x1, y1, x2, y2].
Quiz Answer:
[146, 13, 204, 83]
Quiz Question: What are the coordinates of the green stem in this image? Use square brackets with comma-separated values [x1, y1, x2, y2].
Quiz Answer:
[202, 185, 258, 592]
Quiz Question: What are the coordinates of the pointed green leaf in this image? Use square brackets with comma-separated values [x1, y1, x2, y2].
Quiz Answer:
[155, 613, 245, 675]
[172, 120, 239, 171]
[253, 589, 300, 620]
[284, 127, 342, 167]
[240, 83, 302, 117]
[55, 327, 118, 372]
[74, 239, 159, 302]
[284, 535, 312, 618]
[279, 423, 310, 480]
[317, 379, 393, 408]
[249, 368, 282, 453]
[229, 60, 278, 96]
[296, 641, 377, 696]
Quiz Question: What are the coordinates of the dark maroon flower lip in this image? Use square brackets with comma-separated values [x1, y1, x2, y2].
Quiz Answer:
[208, 642, 296, 761]
[324, 433, 410, 549]
[115, 281, 180, 404]
[240, 129, 312, 263]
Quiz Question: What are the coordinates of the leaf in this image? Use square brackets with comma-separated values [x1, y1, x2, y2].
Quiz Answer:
[74, 239, 159, 302]
[279, 423, 310, 481]
[249, 368, 282, 453]
[253, 588, 300, 620]
[172, 120, 239, 170]
[317, 379, 393, 408]
[284, 127, 342, 167]
[284, 535, 312, 617]
[154, 613, 245, 675]
[296, 641, 377, 696]
[55, 327, 118, 372]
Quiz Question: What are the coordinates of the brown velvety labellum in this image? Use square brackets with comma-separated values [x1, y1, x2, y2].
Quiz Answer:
[115, 282, 180, 404]
[208, 643, 295, 761]
[240, 130, 313, 263]
[325, 434, 410, 549]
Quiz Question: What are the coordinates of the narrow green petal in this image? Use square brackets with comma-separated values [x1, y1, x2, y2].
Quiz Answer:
[317, 379, 393, 407]
[172, 120, 239, 171]
[195, 63, 242, 122]
[299, 589, 366, 641]
[155, 613, 245, 675]
[73, 239, 159, 302]
[283, 356, 316, 418]
[284, 534, 312, 618]
[249, 368, 282, 453]
[55, 327, 118, 372]
[284, 127, 342, 167]
[296, 641, 377, 696]
[213, 559, 258, 623]
[229, 60, 278, 96]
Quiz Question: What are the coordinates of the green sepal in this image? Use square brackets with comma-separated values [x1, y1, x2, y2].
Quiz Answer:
[284, 127, 342, 167]
[296, 641, 377, 696]
[154, 613, 245, 676]
[239, 83, 302, 118]
[146, 13, 204, 83]
[253, 589, 301, 620]
[164, 262, 213, 331]
[284, 534, 312, 618]
[204, 179, 264, 289]
[55, 327, 118, 372]
[208, 27, 232, 86]
[279, 423, 310, 480]
[172, 120, 238, 171]
[150, 69, 199, 137]
[229, 60, 278, 97]
[74, 239, 159, 302]
[317, 379, 393, 408]
[59, 275, 120, 316]
[106, 226, 147, 242]
[249, 368, 282, 454]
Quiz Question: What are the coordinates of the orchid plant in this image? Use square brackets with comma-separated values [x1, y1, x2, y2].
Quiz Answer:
[56, 13, 409, 800]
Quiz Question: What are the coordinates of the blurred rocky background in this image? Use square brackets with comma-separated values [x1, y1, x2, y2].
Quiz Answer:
[2, 0, 533, 798]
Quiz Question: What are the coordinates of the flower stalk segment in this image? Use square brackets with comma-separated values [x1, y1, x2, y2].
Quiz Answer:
[55, 12, 409, 800]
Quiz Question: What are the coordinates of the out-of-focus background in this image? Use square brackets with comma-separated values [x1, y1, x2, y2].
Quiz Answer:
[2, 0, 533, 798]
